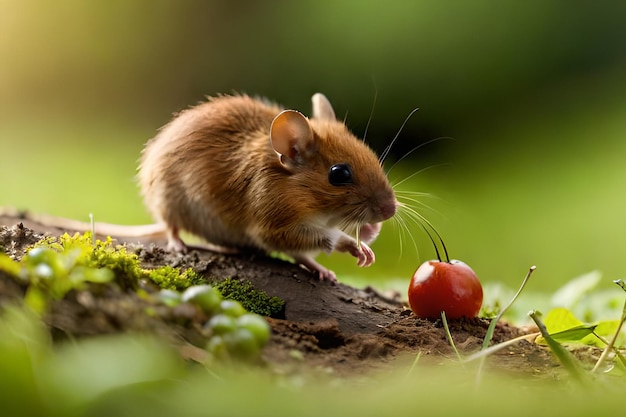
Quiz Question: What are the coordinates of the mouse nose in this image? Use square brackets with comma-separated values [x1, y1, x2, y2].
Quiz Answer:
[379, 199, 397, 220]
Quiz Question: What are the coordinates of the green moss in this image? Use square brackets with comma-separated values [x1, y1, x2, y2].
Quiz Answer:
[36, 233, 211, 292]
[15, 232, 284, 318]
[0, 233, 134, 313]
[213, 278, 285, 318]
[34, 233, 145, 290]
[146, 268, 285, 318]
[148, 266, 205, 291]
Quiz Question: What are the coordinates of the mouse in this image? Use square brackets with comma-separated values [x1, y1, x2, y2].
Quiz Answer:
[137, 93, 397, 281]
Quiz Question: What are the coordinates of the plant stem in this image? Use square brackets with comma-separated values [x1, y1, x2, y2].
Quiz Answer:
[441, 311, 462, 360]
[475, 266, 536, 386]
[528, 310, 587, 383]
[465, 332, 541, 362]
[89, 213, 95, 248]
[482, 265, 536, 350]
[592, 280, 626, 372]
[405, 350, 422, 378]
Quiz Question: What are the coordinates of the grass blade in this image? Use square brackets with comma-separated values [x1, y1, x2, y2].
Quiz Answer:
[441, 311, 462, 360]
[528, 310, 587, 383]
[465, 332, 540, 362]
[482, 265, 536, 350]
[475, 266, 536, 386]
[405, 350, 422, 378]
[592, 279, 626, 373]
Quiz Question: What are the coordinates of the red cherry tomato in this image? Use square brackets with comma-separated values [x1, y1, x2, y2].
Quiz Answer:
[408, 260, 483, 319]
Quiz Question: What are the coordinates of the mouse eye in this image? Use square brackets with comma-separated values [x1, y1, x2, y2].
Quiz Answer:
[328, 164, 353, 186]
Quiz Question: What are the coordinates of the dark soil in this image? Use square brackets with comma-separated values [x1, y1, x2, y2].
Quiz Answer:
[0, 214, 561, 378]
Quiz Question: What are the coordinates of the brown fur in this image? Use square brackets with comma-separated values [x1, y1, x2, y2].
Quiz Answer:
[138, 94, 396, 280]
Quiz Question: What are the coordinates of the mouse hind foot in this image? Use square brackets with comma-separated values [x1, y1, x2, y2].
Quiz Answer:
[166, 226, 241, 255]
[186, 242, 241, 254]
[166, 227, 188, 253]
[292, 254, 337, 282]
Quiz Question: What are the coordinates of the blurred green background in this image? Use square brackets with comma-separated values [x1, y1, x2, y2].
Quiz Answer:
[2, 0, 626, 293]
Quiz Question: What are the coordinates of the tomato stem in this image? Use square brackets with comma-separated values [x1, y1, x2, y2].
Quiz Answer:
[420, 217, 449, 262]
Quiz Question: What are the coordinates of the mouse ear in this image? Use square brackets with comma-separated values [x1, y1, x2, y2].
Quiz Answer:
[270, 110, 314, 163]
[312, 93, 336, 121]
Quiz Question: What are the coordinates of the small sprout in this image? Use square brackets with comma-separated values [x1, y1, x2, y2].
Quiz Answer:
[236, 314, 271, 345]
[203, 306, 271, 362]
[182, 285, 223, 314]
[33, 263, 54, 280]
[32, 232, 143, 290]
[24, 247, 53, 265]
[220, 300, 247, 318]
[0, 253, 22, 277]
[289, 349, 304, 361]
[207, 335, 227, 357]
[207, 314, 237, 335]
[23, 286, 48, 315]
[2, 233, 122, 312]
[222, 328, 260, 359]
[158, 289, 182, 307]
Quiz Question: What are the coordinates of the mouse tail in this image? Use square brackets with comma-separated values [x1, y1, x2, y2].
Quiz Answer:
[0, 207, 166, 238]
[89, 222, 167, 238]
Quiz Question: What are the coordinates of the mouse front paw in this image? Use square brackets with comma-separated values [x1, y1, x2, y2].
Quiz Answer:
[352, 241, 375, 267]
[335, 237, 376, 267]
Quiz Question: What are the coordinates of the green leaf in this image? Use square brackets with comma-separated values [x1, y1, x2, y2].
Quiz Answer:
[0, 306, 50, 416]
[549, 325, 597, 342]
[70, 266, 114, 284]
[538, 307, 621, 347]
[0, 253, 21, 277]
[540, 307, 583, 333]
[593, 320, 621, 341]
[551, 271, 601, 308]
[529, 310, 588, 383]
[23, 286, 48, 315]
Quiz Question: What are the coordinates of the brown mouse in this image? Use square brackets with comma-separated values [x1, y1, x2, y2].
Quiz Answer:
[138, 93, 397, 281]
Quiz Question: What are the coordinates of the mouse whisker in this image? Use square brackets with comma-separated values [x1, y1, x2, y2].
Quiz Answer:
[391, 208, 421, 261]
[343, 212, 367, 232]
[379, 107, 420, 164]
[390, 163, 451, 189]
[362, 87, 378, 144]
[394, 190, 434, 198]
[337, 206, 372, 243]
[385, 136, 456, 176]
[397, 201, 448, 261]
[395, 192, 439, 209]
[395, 193, 441, 217]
